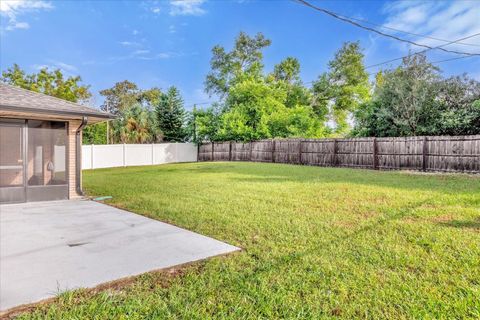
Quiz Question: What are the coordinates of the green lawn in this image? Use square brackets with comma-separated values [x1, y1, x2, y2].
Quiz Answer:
[20, 162, 480, 319]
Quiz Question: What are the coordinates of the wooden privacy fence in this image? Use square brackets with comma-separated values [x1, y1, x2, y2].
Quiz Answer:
[198, 135, 480, 173]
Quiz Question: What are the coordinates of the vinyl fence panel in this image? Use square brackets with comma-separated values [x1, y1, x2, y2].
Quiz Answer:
[92, 144, 124, 169]
[82, 143, 197, 169]
[125, 144, 152, 166]
[153, 144, 176, 164]
[175, 143, 198, 163]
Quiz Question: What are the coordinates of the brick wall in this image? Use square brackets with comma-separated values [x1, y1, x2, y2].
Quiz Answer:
[68, 120, 82, 199]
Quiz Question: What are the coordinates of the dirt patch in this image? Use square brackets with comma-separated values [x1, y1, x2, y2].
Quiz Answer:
[401, 217, 421, 224]
[333, 220, 357, 229]
[430, 214, 455, 223]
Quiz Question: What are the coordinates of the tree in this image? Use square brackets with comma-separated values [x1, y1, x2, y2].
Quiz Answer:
[352, 54, 439, 137]
[217, 77, 326, 141]
[272, 57, 301, 83]
[201, 32, 329, 142]
[99, 80, 141, 114]
[310, 73, 330, 120]
[432, 75, 480, 135]
[205, 32, 271, 98]
[313, 42, 371, 133]
[110, 104, 162, 143]
[1, 64, 92, 103]
[191, 104, 224, 143]
[83, 122, 107, 145]
[155, 86, 187, 142]
[270, 57, 312, 109]
[140, 87, 163, 109]
[352, 54, 480, 137]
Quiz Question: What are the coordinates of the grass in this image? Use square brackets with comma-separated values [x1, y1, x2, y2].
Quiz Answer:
[19, 162, 480, 319]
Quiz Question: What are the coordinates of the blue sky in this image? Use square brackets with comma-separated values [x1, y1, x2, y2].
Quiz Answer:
[1, 0, 479, 110]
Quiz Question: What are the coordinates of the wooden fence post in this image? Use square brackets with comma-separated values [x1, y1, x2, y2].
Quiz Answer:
[333, 139, 338, 167]
[373, 138, 378, 170]
[211, 141, 214, 162]
[249, 141, 253, 162]
[422, 136, 427, 171]
[229, 141, 232, 161]
[272, 139, 276, 163]
[298, 139, 303, 165]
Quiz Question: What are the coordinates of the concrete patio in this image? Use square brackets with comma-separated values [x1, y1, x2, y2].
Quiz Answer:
[0, 200, 239, 312]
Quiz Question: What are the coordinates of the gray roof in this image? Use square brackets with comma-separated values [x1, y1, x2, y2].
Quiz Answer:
[0, 83, 114, 119]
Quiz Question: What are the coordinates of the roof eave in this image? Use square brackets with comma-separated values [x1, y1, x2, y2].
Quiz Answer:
[0, 104, 116, 120]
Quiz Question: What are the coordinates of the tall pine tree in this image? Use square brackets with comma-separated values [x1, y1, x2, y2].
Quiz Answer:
[155, 86, 187, 142]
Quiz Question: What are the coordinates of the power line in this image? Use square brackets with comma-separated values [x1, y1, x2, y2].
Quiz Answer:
[366, 33, 480, 69]
[185, 101, 211, 106]
[302, 54, 476, 88]
[292, 0, 480, 56]
[342, 14, 480, 48]
[431, 55, 477, 65]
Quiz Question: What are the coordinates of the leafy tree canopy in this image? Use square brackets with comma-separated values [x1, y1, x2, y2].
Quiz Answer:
[352, 54, 480, 137]
[205, 32, 271, 98]
[198, 32, 329, 142]
[111, 103, 162, 144]
[313, 42, 371, 133]
[99, 80, 162, 114]
[1, 63, 92, 103]
[83, 122, 107, 145]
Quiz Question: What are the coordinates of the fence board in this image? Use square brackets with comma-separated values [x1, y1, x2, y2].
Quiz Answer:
[213, 142, 230, 161]
[230, 142, 249, 161]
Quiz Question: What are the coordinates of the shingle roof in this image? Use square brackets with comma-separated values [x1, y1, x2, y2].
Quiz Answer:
[0, 83, 114, 119]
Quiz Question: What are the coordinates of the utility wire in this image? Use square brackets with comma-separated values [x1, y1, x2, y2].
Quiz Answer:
[366, 33, 480, 69]
[302, 54, 476, 88]
[342, 13, 480, 48]
[292, 0, 480, 56]
[430, 55, 477, 65]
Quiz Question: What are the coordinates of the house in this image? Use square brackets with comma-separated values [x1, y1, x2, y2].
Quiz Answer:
[0, 83, 114, 203]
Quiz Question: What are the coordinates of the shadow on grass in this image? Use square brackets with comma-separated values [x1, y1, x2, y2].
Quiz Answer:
[438, 218, 480, 231]
[178, 162, 480, 194]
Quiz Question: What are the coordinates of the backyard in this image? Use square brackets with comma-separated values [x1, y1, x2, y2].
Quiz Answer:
[19, 162, 480, 319]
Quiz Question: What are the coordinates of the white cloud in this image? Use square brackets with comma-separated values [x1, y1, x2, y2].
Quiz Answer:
[119, 41, 140, 47]
[52, 61, 78, 72]
[156, 52, 171, 59]
[109, 50, 176, 63]
[6, 21, 29, 30]
[151, 7, 161, 14]
[33, 60, 78, 74]
[382, 1, 480, 54]
[0, 0, 53, 31]
[169, 0, 206, 16]
[133, 49, 150, 55]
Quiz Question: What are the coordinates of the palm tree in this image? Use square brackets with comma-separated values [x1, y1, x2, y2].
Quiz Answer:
[111, 104, 162, 143]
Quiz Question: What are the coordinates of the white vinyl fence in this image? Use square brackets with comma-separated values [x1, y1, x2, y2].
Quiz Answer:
[82, 143, 197, 169]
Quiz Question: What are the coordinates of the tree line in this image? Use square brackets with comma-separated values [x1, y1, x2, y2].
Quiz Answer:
[2, 32, 479, 144]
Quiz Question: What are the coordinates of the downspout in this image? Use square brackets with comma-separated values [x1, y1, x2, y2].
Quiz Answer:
[76, 116, 88, 196]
